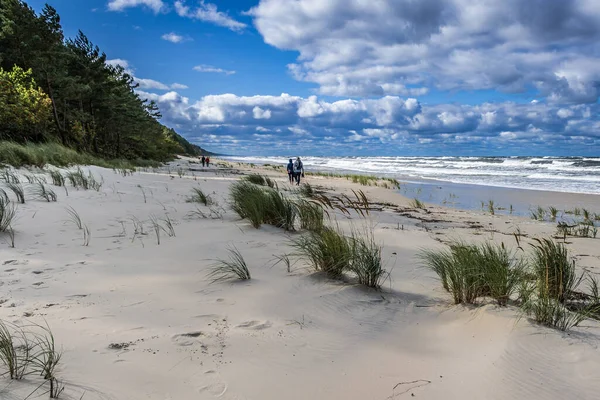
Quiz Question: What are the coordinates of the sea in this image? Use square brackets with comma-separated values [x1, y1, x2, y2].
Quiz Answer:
[223, 156, 600, 216]
[224, 156, 600, 195]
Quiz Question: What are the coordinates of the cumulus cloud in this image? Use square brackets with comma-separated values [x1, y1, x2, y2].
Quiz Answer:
[193, 65, 236, 75]
[161, 32, 190, 43]
[135, 90, 600, 155]
[107, 0, 164, 13]
[174, 0, 246, 32]
[249, 0, 600, 103]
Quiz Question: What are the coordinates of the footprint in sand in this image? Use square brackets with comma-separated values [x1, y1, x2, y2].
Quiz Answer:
[172, 331, 210, 347]
[236, 320, 272, 330]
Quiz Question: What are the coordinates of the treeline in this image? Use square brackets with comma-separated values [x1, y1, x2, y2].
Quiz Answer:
[0, 0, 210, 162]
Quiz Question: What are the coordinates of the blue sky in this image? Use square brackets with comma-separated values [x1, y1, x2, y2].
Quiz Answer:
[27, 0, 600, 156]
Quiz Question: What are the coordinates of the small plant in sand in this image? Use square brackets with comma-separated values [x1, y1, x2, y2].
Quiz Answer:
[137, 184, 147, 203]
[530, 206, 545, 221]
[487, 200, 495, 215]
[187, 187, 213, 206]
[582, 208, 590, 221]
[292, 226, 352, 279]
[242, 174, 276, 188]
[65, 206, 83, 229]
[0, 187, 8, 203]
[0, 197, 17, 232]
[349, 228, 388, 289]
[6, 182, 25, 203]
[177, 167, 185, 178]
[418, 241, 525, 305]
[548, 206, 558, 221]
[48, 169, 65, 187]
[530, 238, 581, 303]
[296, 199, 325, 232]
[162, 214, 176, 237]
[0, 319, 34, 379]
[207, 246, 251, 283]
[573, 207, 581, 216]
[1, 169, 20, 184]
[298, 182, 315, 198]
[149, 215, 162, 245]
[32, 182, 58, 202]
[410, 198, 424, 209]
[519, 295, 590, 331]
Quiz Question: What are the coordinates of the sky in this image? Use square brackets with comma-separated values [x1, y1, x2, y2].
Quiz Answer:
[27, 0, 600, 156]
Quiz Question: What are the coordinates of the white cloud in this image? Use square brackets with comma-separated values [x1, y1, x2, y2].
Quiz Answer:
[161, 32, 190, 43]
[193, 65, 236, 75]
[171, 83, 189, 90]
[107, 0, 164, 13]
[135, 90, 600, 154]
[174, 0, 246, 32]
[249, 0, 600, 102]
[107, 60, 187, 91]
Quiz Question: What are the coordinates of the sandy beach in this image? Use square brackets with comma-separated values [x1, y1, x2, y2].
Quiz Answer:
[1, 159, 599, 400]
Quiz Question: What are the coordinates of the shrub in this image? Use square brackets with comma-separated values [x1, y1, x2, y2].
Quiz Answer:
[207, 246, 251, 283]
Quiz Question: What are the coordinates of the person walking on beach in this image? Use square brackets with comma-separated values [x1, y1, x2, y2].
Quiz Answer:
[201, 156, 206, 167]
[206, 156, 210, 167]
[293, 157, 304, 185]
[286, 158, 294, 184]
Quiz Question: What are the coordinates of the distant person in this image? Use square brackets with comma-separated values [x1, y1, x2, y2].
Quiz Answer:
[205, 156, 210, 167]
[286, 158, 294, 184]
[201, 156, 206, 167]
[293, 157, 304, 186]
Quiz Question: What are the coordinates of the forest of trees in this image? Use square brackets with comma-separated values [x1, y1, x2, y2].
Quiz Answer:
[0, 0, 211, 162]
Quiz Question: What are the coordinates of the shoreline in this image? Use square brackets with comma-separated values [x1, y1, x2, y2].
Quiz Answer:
[0, 158, 598, 399]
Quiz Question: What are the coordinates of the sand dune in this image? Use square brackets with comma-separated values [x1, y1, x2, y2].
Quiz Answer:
[0, 159, 599, 400]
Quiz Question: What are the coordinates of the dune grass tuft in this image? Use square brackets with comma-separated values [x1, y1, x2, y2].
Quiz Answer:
[350, 229, 388, 289]
[419, 241, 525, 305]
[0, 197, 17, 232]
[292, 226, 352, 279]
[207, 246, 251, 283]
[520, 295, 590, 331]
[6, 182, 25, 203]
[530, 238, 582, 303]
[242, 173, 276, 188]
[296, 199, 325, 232]
[410, 198, 424, 209]
[187, 187, 213, 206]
[65, 206, 83, 230]
[48, 169, 65, 187]
[32, 182, 58, 202]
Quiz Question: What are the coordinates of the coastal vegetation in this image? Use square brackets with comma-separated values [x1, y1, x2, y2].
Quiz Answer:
[0, 1, 210, 167]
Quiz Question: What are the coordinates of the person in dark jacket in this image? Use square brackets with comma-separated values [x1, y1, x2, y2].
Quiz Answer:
[293, 157, 304, 185]
[286, 158, 294, 184]
[201, 156, 206, 167]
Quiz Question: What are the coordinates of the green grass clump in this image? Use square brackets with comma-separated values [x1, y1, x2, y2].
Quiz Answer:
[520, 295, 589, 331]
[530, 238, 581, 303]
[410, 198, 424, 209]
[530, 205, 546, 221]
[207, 246, 251, 283]
[229, 181, 297, 230]
[292, 226, 352, 279]
[548, 206, 558, 221]
[296, 199, 325, 232]
[0, 197, 16, 232]
[242, 174, 276, 188]
[187, 187, 213, 206]
[350, 230, 387, 289]
[0, 141, 159, 169]
[298, 182, 315, 198]
[419, 241, 524, 305]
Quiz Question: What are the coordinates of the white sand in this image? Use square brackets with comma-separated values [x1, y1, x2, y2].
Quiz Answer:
[1, 159, 599, 400]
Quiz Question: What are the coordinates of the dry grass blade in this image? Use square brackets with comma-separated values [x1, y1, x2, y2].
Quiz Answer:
[32, 183, 57, 202]
[7, 182, 25, 203]
[0, 197, 17, 232]
[207, 246, 251, 283]
[65, 206, 83, 229]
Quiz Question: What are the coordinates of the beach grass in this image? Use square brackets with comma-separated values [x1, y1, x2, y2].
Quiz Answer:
[6, 182, 25, 203]
[410, 198, 424, 209]
[207, 246, 251, 283]
[242, 173, 276, 188]
[65, 206, 83, 230]
[349, 229, 387, 289]
[296, 199, 325, 232]
[419, 241, 525, 305]
[0, 197, 16, 232]
[187, 187, 213, 206]
[530, 238, 582, 303]
[292, 226, 352, 279]
[48, 169, 65, 187]
[32, 182, 58, 202]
